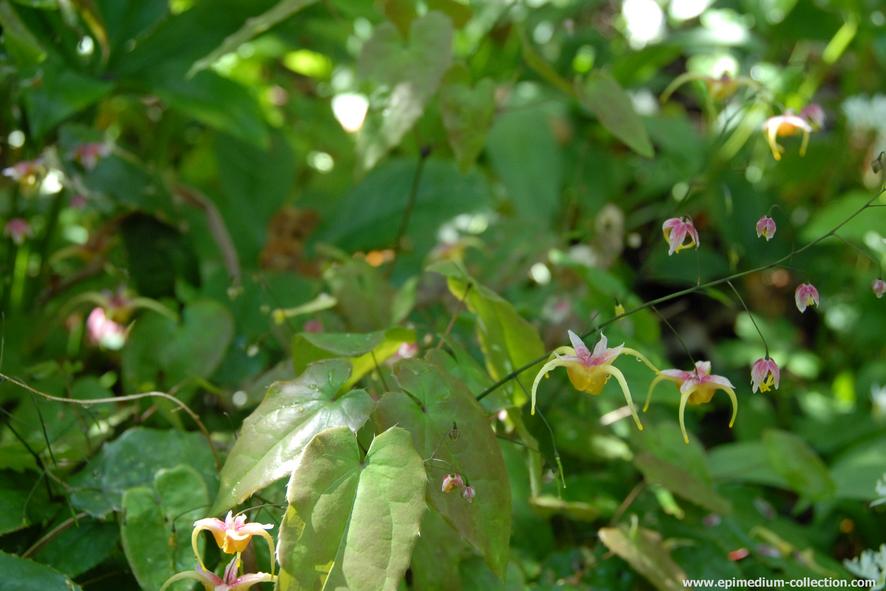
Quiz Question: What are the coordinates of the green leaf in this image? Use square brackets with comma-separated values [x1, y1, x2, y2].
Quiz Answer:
[375, 359, 512, 575]
[277, 426, 427, 591]
[356, 12, 453, 170]
[188, 0, 320, 76]
[211, 360, 374, 513]
[0, 0, 46, 66]
[634, 452, 731, 514]
[152, 70, 269, 147]
[69, 427, 218, 518]
[22, 59, 112, 138]
[763, 430, 836, 501]
[440, 66, 496, 171]
[576, 71, 654, 158]
[324, 258, 396, 331]
[0, 551, 83, 591]
[830, 436, 886, 500]
[410, 510, 467, 591]
[32, 519, 118, 578]
[485, 104, 563, 223]
[708, 441, 790, 487]
[430, 262, 545, 406]
[800, 191, 884, 243]
[598, 526, 687, 591]
[292, 327, 415, 388]
[121, 465, 210, 591]
[0, 471, 32, 535]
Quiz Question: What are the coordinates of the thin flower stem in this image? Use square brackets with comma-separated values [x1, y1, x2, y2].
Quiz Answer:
[831, 232, 883, 276]
[476, 189, 883, 401]
[726, 280, 769, 357]
[650, 305, 697, 365]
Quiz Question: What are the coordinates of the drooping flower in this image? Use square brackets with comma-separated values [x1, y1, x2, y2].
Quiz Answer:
[644, 361, 738, 444]
[463, 486, 476, 503]
[160, 557, 275, 591]
[2, 159, 43, 183]
[70, 194, 88, 209]
[750, 357, 780, 393]
[762, 112, 813, 160]
[86, 308, 127, 350]
[531, 331, 659, 431]
[72, 142, 111, 170]
[441, 473, 465, 493]
[191, 512, 274, 571]
[4, 217, 32, 245]
[873, 278, 886, 299]
[794, 283, 820, 313]
[662, 217, 700, 256]
[755, 216, 777, 241]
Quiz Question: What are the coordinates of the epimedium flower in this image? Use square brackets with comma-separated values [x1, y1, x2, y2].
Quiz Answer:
[531, 331, 659, 431]
[800, 103, 825, 130]
[794, 283, 820, 313]
[662, 217, 700, 256]
[4, 217, 32, 245]
[441, 473, 465, 493]
[755, 216, 776, 241]
[644, 361, 738, 444]
[192, 512, 274, 572]
[2, 158, 43, 184]
[160, 557, 275, 591]
[751, 357, 780, 393]
[873, 278, 886, 299]
[762, 111, 813, 161]
[72, 142, 111, 170]
[463, 486, 476, 503]
[86, 307, 127, 350]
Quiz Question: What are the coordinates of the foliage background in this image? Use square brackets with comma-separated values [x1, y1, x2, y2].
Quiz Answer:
[0, 0, 885, 589]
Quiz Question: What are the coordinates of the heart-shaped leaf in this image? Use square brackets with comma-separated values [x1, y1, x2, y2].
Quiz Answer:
[277, 426, 426, 591]
[356, 11, 453, 170]
[0, 551, 83, 591]
[375, 358, 511, 576]
[576, 71, 654, 158]
[211, 360, 373, 513]
[440, 65, 496, 172]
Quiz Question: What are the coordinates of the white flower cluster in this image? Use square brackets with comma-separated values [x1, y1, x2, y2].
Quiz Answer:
[872, 473, 886, 508]
[844, 544, 886, 590]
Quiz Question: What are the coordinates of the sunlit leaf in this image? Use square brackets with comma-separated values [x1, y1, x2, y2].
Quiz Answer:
[598, 526, 687, 591]
[576, 70, 654, 158]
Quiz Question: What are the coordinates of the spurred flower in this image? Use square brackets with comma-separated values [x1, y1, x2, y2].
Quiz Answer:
[86, 308, 127, 350]
[763, 112, 813, 160]
[2, 159, 43, 183]
[750, 357, 780, 393]
[160, 557, 275, 591]
[662, 217, 700, 255]
[794, 283, 820, 313]
[4, 217, 31, 245]
[441, 473, 465, 493]
[755, 216, 776, 241]
[873, 278, 886, 299]
[463, 486, 476, 503]
[192, 512, 274, 571]
[72, 142, 111, 169]
[644, 361, 738, 444]
[800, 103, 825, 129]
[531, 331, 659, 431]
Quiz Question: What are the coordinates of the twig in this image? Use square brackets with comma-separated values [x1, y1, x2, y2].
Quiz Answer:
[22, 512, 88, 558]
[392, 148, 431, 257]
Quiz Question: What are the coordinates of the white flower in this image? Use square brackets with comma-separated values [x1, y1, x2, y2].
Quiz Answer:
[844, 545, 886, 590]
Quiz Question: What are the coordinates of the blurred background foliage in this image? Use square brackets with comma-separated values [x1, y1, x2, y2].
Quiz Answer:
[0, 0, 885, 589]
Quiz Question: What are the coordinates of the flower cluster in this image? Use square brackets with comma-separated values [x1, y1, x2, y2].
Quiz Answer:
[441, 473, 475, 503]
[161, 511, 276, 591]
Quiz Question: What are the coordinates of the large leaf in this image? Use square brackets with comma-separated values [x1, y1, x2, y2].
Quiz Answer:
[356, 12, 453, 170]
[576, 70, 654, 158]
[375, 359, 511, 575]
[22, 59, 113, 138]
[188, 0, 320, 76]
[0, 552, 83, 591]
[598, 526, 687, 591]
[485, 104, 563, 223]
[211, 360, 373, 513]
[634, 452, 731, 514]
[291, 328, 415, 388]
[277, 426, 427, 591]
[121, 465, 209, 591]
[69, 428, 217, 518]
[763, 430, 836, 501]
[0, 471, 32, 535]
[32, 519, 118, 578]
[0, 0, 46, 66]
[430, 262, 545, 405]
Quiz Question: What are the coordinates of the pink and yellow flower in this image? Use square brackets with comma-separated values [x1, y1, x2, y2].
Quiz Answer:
[4, 217, 32, 245]
[2, 159, 43, 184]
[192, 512, 274, 571]
[531, 331, 659, 431]
[750, 357, 780, 393]
[463, 486, 476, 503]
[662, 217, 700, 256]
[794, 283, 819, 313]
[800, 103, 825, 130]
[762, 112, 813, 160]
[72, 142, 111, 170]
[441, 473, 465, 493]
[86, 307, 127, 350]
[755, 216, 776, 241]
[873, 278, 886, 299]
[644, 361, 738, 444]
[160, 557, 275, 591]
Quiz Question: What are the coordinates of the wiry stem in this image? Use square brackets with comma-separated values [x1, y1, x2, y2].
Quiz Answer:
[727, 280, 769, 357]
[476, 189, 883, 402]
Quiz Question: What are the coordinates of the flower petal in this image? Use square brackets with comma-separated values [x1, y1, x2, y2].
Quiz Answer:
[568, 330, 591, 361]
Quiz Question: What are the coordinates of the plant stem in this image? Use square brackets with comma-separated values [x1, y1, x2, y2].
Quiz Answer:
[393, 149, 430, 256]
[476, 189, 883, 401]
[727, 280, 769, 357]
